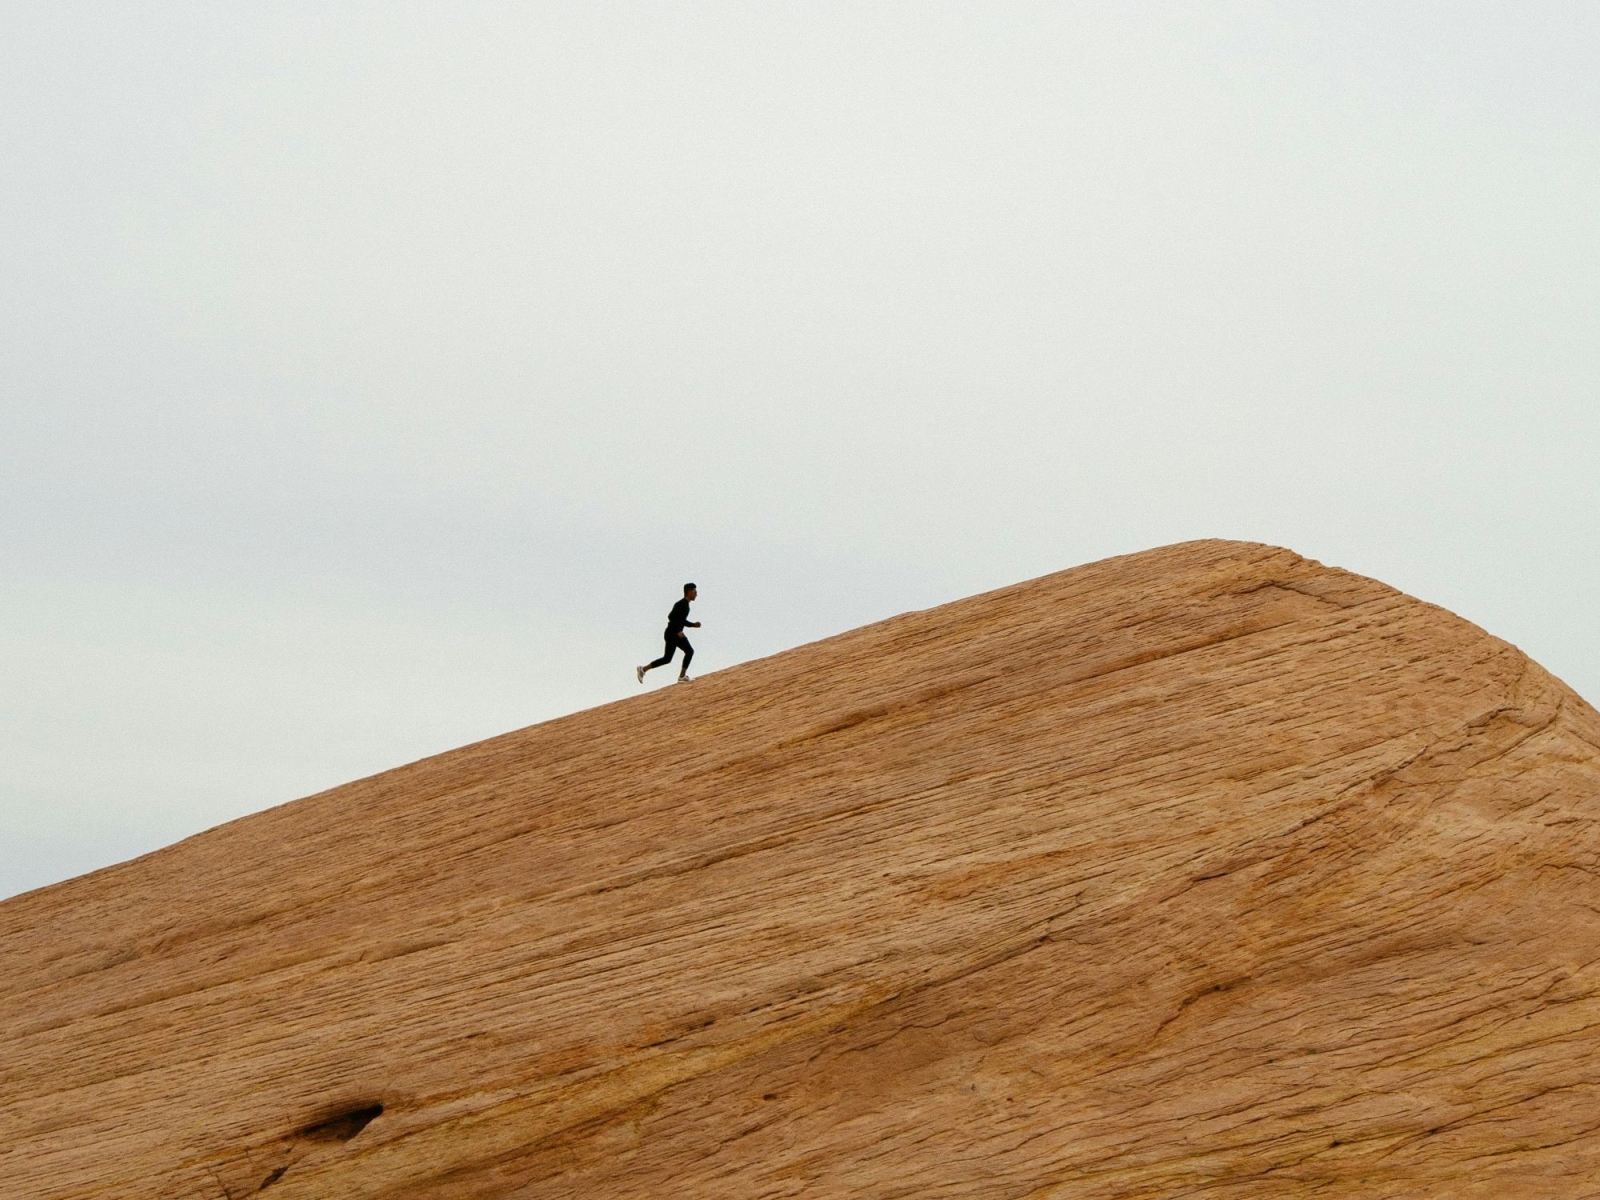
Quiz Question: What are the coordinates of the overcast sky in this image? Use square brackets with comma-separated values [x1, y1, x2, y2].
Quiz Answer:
[3, 2, 1596, 900]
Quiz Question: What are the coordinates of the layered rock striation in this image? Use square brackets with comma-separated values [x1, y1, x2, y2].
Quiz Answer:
[5, 541, 1600, 1198]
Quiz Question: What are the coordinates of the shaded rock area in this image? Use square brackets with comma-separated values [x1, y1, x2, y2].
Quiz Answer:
[5, 540, 1600, 1198]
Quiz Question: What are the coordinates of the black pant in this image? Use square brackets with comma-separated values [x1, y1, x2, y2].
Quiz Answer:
[648, 630, 692, 672]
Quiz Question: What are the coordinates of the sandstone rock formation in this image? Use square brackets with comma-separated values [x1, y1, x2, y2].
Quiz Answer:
[5, 540, 1600, 1199]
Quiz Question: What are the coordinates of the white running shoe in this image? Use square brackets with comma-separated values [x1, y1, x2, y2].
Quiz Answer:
[677, 675, 693, 683]
[635, 666, 646, 684]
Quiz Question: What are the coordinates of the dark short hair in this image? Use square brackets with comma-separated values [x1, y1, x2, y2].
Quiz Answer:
[684, 582, 697, 592]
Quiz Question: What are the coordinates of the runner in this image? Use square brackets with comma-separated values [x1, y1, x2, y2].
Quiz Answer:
[637, 583, 700, 684]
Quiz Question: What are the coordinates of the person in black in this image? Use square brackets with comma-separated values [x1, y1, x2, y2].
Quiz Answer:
[637, 583, 700, 684]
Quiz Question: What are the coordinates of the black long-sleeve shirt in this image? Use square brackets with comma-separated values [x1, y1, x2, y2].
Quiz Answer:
[666, 598, 692, 636]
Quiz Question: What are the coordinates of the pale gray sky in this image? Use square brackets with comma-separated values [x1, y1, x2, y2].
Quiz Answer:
[3, 2, 1596, 899]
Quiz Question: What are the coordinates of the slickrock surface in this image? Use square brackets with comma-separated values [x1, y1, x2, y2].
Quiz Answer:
[6, 541, 1600, 1199]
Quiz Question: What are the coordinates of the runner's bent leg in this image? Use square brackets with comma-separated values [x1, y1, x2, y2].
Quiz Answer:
[679, 637, 693, 674]
[645, 633, 677, 671]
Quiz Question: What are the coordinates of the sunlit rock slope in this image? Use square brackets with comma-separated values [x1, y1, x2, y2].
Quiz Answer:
[5, 540, 1600, 1199]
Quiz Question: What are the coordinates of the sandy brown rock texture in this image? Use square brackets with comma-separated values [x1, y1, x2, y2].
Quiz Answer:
[5, 540, 1600, 1199]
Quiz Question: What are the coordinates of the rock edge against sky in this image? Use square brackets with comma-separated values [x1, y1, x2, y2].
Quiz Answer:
[5, 540, 1600, 1198]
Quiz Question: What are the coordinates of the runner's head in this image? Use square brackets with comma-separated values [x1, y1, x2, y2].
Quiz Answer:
[684, 582, 697, 600]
